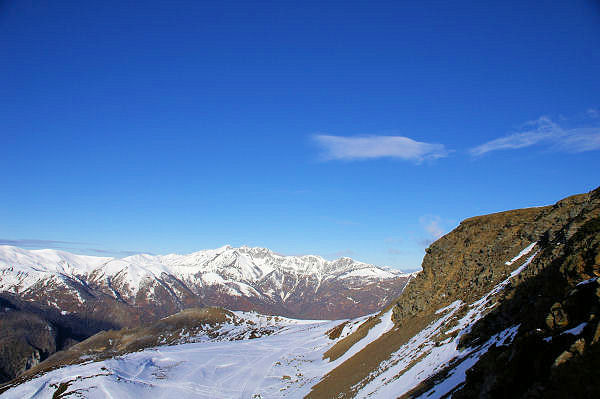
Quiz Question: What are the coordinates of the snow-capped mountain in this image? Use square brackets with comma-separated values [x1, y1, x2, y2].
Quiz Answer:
[2, 187, 599, 398]
[0, 258, 531, 399]
[0, 244, 412, 321]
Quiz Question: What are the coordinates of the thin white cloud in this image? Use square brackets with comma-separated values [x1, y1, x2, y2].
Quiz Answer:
[0, 238, 151, 257]
[314, 135, 449, 163]
[420, 216, 444, 240]
[0, 238, 87, 248]
[470, 116, 600, 156]
[558, 128, 600, 152]
[417, 215, 446, 248]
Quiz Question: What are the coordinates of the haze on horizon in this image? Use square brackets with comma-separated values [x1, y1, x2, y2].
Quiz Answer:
[1, 0, 599, 270]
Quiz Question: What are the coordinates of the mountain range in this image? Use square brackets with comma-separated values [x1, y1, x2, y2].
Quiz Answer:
[0, 244, 411, 321]
[1, 186, 599, 398]
[0, 244, 411, 383]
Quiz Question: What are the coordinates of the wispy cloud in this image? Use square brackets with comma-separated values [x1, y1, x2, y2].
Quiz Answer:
[417, 215, 446, 247]
[470, 116, 600, 156]
[313, 134, 450, 163]
[0, 238, 87, 248]
[420, 216, 444, 239]
[0, 238, 149, 257]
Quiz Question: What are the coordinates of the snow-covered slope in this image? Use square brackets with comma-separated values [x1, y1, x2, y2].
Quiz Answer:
[0, 245, 412, 320]
[0, 247, 543, 399]
[0, 308, 390, 399]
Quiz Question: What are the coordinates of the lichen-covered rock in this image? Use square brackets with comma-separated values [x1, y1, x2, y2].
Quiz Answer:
[570, 338, 586, 356]
[553, 350, 573, 368]
[449, 188, 600, 399]
[546, 302, 569, 329]
[592, 322, 600, 344]
[310, 187, 600, 399]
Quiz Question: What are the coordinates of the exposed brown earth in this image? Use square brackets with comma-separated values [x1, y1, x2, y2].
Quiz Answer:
[307, 186, 600, 398]
[323, 313, 383, 362]
[308, 312, 437, 399]
[326, 321, 349, 340]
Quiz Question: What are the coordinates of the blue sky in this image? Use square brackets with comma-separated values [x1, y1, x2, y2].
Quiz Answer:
[1, 0, 599, 270]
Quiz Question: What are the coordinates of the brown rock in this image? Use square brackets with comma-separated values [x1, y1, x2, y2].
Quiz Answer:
[592, 322, 600, 345]
[552, 350, 573, 368]
[569, 338, 585, 356]
[546, 303, 569, 329]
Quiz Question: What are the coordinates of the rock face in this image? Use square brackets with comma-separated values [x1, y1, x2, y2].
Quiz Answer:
[450, 195, 600, 399]
[393, 189, 600, 326]
[0, 245, 410, 383]
[307, 186, 600, 398]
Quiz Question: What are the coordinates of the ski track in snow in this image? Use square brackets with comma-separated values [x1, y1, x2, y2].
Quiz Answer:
[1, 309, 401, 399]
[1, 322, 330, 399]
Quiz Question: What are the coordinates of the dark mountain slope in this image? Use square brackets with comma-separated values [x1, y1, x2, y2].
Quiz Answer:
[449, 212, 600, 398]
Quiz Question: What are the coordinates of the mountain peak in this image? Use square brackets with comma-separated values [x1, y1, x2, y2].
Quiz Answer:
[0, 244, 411, 321]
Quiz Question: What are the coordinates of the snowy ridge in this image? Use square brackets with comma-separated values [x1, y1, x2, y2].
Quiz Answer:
[0, 245, 410, 312]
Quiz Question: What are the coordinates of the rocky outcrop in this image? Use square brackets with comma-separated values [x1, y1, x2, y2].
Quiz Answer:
[392, 187, 600, 398]
[451, 209, 600, 398]
[393, 188, 600, 326]
[308, 186, 600, 398]
[4, 188, 600, 397]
